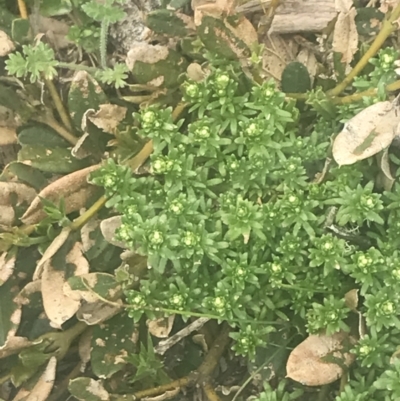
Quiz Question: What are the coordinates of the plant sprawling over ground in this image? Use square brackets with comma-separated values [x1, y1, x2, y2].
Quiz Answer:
[3, 0, 400, 400]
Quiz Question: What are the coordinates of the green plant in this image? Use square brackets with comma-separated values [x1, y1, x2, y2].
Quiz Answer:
[87, 48, 400, 398]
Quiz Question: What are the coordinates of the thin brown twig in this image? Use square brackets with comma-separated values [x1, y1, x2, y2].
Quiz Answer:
[203, 382, 223, 401]
[131, 323, 231, 400]
[44, 78, 74, 132]
[17, 0, 28, 19]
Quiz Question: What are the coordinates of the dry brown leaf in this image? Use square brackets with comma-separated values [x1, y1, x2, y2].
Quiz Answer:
[332, 7, 358, 64]
[0, 105, 20, 145]
[78, 327, 93, 370]
[87, 104, 127, 135]
[237, 0, 336, 34]
[380, 0, 399, 13]
[0, 182, 36, 226]
[70, 378, 110, 401]
[76, 300, 122, 325]
[0, 336, 32, 359]
[262, 35, 297, 83]
[14, 280, 42, 306]
[0, 182, 36, 205]
[344, 289, 359, 311]
[81, 218, 99, 253]
[377, 147, 395, 191]
[0, 126, 18, 145]
[333, 99, 400, 166]
[33, 227, 71, 280]
[21, 164, 100, 225]
[0, 30, 15, 56]
[147, 315, 175, 338]
[100, 216, 127, 248]
[335, 0, 353, 12]
[42, 242, 89, 328]
[296, 48, 318, 85]
[187, 63, 207, 82]
[142, 388, 180, 401]
[286, 331, 356, 386]
[0, 251, 16, 285]
[29, 15, 71, 49]
[126, 42, 169, 71]
[26, 356, 57, 401]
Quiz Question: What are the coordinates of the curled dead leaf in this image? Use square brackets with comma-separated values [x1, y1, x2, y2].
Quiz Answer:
[21, 164, 100, 225]
[0, 251, 16, 285]
[100, 216, 127, 248]
[33, 227, 71, 280]
[0, 336, 32, 359]
[344, 289, 359, 311]
[332, 7, 358, 64]
[25, 357, 57, 401]
[0, 30, 15, 56]
[126, 42, 169, 71]
[147, 315, 175, 338]
[0, 182, 36, 226]
[286, 330, 356, 386]
[42, 242, 89, 328]
[87, 104, 127, 135]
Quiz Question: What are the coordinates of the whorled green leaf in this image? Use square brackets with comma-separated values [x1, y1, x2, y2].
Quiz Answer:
[0, 162, 48, 191]
[0, 277, 20, 347]
[18, 145, 90, 173]
[91, 312, 137, 378]
[18, 124, 70, 148]
[68, 377, 110, 401]
[281, 61, 311, 94]
[67, 71, 108, 130]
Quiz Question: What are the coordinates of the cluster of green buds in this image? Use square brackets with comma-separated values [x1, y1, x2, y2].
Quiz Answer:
[306, 295, 350, 335]
[332, 182, 384, 226]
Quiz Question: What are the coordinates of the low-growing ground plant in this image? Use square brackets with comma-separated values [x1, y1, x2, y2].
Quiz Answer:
[3, 0, 400, 400]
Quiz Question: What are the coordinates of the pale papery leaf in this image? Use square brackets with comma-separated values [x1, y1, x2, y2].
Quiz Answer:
[332, 7, 358, 64]
[33, 227, 71, 280]
[42, 242, 89, 328]
[147, 315, 175, 338]
[21, 164, 100, 225]
[100, 216, 127, 248]
[87, 104, 127, 135]
[142, 388, 180, 401]
[78, 327, 93, 370]
[344, 289, 359, 311]
[126, 42, 169, 71]
[25, 357, 57, 401]
[0, 30, 15, 57]
[0, 336, 32, 359]
[0, 127, 17, 145]
[335, 0, 354, 12]
[0, 251, 16, 285]
[333, 99, 400, 166]
[76, 300, 122, 325]
[286, 331, 356, 386]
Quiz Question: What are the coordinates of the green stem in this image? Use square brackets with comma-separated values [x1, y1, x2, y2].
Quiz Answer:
[100, 20, 110, 69]
[328, 3, 400, 97]
[80, 278, 285, 326]
[57, 62, 98, 74]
